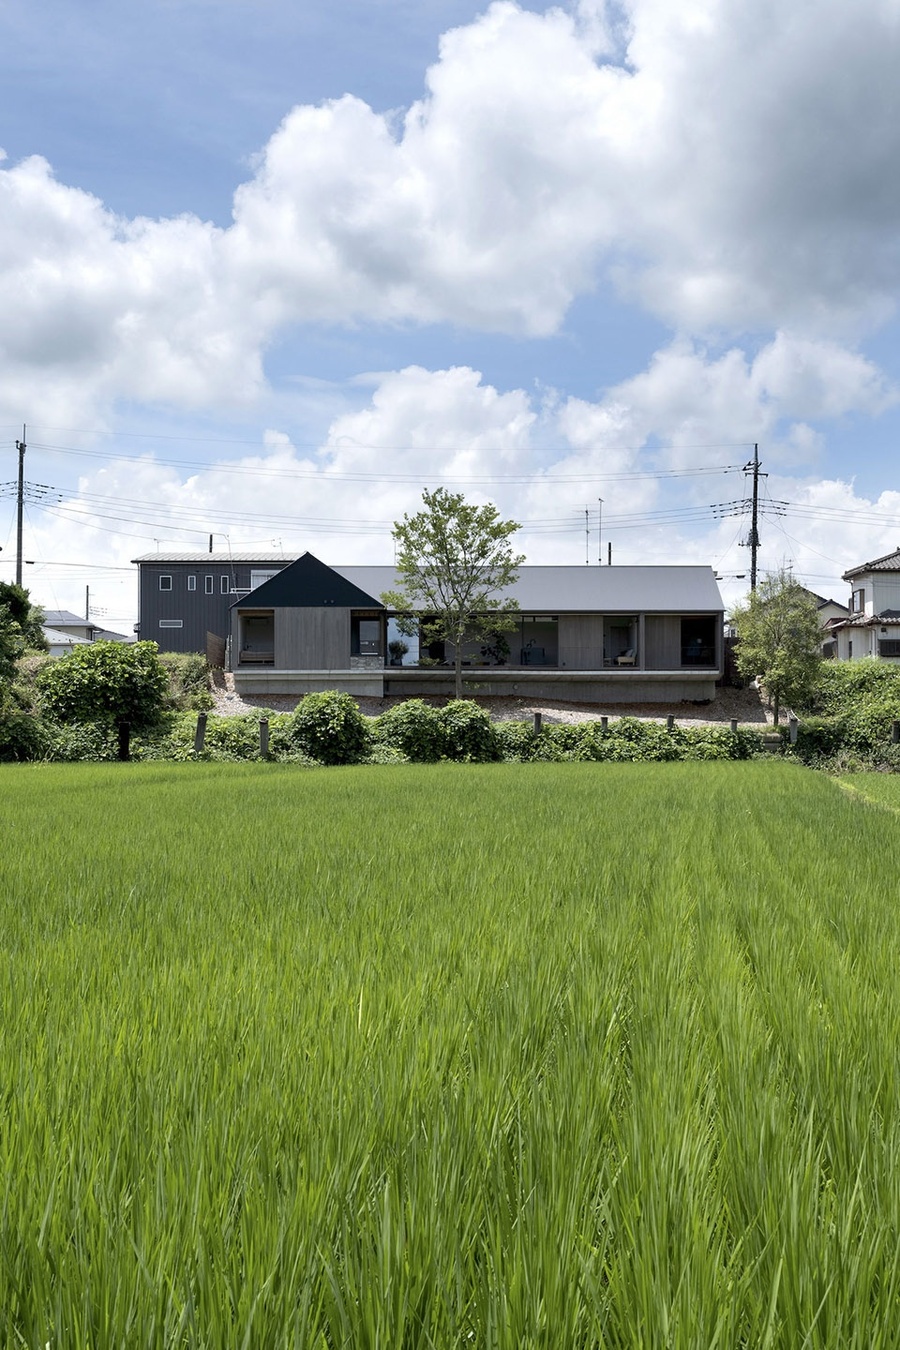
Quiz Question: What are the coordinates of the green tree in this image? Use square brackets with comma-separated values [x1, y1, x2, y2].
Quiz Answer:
[731, 568, 822, 724]
[382, 488, 525, 699]
[37, 640, 169, 729]
[0, 582, 46, 685]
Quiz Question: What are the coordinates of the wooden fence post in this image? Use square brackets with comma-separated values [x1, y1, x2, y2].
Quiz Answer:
[533, 712, 542, 735]
[194, 712, 207, 755]
[117, 721, 130, 762]
[601, 716, 608, 731]
[789, 717, 799, 744]
[730, 718, 738, 734]
[259, 718, 269, 759]
[667, 715, 675, 731]
[892, 719, 900, 744]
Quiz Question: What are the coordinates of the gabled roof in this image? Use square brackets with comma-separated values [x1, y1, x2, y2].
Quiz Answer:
[843, 548, 900, 579]
[233, 552, 383, 609]
[43, 609, 92, 628]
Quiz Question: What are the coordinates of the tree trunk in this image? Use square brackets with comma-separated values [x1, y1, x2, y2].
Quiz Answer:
[455, 647, 463, 699]
[773, 692, 780, 725]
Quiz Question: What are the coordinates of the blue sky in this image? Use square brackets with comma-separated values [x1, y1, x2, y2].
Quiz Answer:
[2, 0, 900, 627]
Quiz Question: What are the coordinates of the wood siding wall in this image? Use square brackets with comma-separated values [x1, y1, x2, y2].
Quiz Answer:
[274, 607, 350, 668]
[644, 616, 682, 669]
[558, 615, 605, 669]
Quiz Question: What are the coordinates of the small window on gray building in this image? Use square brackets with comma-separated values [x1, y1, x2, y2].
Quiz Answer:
[159, 575, 172, 591]
[205, 576, 214, 594]
[221, 576, 230, 595]
[880, 639, 900, 657]
[159, 619, 183, 629]
[187, 575, 196, 591]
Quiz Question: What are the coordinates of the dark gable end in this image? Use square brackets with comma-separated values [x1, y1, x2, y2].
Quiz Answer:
[232, 552, 383, 609]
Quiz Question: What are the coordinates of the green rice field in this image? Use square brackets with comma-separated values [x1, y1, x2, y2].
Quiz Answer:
[2, 759, 900, 1347]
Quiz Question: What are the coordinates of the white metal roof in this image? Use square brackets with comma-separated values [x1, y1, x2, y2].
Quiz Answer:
[334, 565, 724, 613]
[132, 552, 291, 564]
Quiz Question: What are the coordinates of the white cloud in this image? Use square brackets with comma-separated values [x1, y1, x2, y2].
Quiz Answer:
[4, 0, 900, 434]
[20, 345, 897, 624]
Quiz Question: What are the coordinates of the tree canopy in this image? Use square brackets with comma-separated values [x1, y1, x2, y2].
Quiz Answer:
[0, 582, 46, 686]
[37, 640, 169, 729]
[381, 488, 525, 698]
[731, 569, 822, 724]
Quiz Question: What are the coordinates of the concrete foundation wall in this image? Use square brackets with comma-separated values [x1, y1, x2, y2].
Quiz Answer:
[233, 670, 385, 696]
[384, 671, 718, 702]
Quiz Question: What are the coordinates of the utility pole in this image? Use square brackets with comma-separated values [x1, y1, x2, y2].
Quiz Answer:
[745, 443, 761, 591]
[585, 508, 589, 565]
[597, 498, 603, 564]
[14, 426, 25, 586]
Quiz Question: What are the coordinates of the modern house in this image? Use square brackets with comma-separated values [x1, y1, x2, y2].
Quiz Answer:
[228, 552, 725, 703]
[131, 552, 293, 658]
[830, 548, 900, 660]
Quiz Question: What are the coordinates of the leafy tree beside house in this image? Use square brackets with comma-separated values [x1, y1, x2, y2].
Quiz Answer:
[731, 568, 822, 724]
[381, 487, 525, 699]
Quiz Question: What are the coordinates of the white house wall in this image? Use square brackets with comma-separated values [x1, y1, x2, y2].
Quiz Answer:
[873, 578, 900, 613]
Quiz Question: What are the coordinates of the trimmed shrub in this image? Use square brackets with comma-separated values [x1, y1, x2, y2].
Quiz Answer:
[438, 700, 500, 762]
[286, 691, 371, 765]
[374, 699, 446, 762]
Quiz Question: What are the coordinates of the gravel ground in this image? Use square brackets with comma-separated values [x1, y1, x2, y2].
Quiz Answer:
[210, 673, 772, 728]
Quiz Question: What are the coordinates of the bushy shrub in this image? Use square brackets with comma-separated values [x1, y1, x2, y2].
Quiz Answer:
[286, 691, 371, 765]
[802, 660, 900, 750]
[438, 700, 500, 762]
[42, 721, 118, 762]
[0, 709, 49, 761]
[158, 651, 214, 711]
[374, 699, 446, 762]
[37, 641, 169, 730]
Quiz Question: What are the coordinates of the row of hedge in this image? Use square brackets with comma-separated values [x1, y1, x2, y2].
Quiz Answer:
[782, 659, 900, 770]
[0, 693, 764, 765]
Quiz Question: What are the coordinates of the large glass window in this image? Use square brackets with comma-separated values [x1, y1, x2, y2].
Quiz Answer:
[517, 616, 558, 666]
[681, 616, 717, 666]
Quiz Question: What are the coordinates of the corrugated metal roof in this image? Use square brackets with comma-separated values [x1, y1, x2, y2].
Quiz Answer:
[132, 552, 291, 564]
[843, 548, 900, 578]
[132, 552, 291, 565]
[334, 565, 724, 612]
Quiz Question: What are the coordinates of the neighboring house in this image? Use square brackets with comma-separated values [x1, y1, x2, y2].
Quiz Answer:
[41, 609, 134, 653]
[229, 551, 725, 703]
[793, 589, 850, 659]
[830, 548, 900, 661]
[42, 626, 94, 658]
[131, 552, 292, 655]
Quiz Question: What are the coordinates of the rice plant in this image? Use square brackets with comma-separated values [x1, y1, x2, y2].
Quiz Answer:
[1, 760, 899, 1346]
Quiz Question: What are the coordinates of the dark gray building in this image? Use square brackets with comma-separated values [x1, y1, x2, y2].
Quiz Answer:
[132, 552, 292, 655]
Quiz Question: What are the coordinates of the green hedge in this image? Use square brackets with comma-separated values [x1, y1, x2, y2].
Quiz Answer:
[0, 702, 767, 766]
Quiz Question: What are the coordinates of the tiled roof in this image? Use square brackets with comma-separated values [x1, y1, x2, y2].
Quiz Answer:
[843, 548, 900, 579]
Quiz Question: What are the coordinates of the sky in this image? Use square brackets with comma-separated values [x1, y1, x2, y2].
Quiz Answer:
[3, 0, 900, 631]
